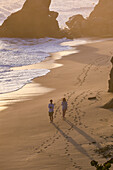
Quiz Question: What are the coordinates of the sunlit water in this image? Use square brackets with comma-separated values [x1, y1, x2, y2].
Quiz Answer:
[0, 0, 99, 94]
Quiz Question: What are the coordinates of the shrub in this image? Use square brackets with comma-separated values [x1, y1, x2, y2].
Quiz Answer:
[91, 158, 113, 170]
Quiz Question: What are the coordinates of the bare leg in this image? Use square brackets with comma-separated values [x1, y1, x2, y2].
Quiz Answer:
[51, 115, 53, 122]
[63, 110, 66, 118]
[50, 115, 53, 122]
[49, 116, 51, 122]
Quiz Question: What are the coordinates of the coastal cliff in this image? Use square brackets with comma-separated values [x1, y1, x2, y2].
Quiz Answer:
[0, 0, 112, 38]
[0, 0, 63, 38]
[66, 0, 113, 37]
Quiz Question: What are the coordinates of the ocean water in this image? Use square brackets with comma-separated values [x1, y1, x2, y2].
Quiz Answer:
[0, 0, 99, 94]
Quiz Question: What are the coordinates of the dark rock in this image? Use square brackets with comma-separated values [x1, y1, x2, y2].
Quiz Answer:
[110, 56, 113, 65]
[66, 14, 85, 29]
[66, 0, 113, 38]
[103, 98, 113, 109]
[66, 14, 86, 37]
[88, 97, 97, 100]
[0, 0, 63, 38]
[108, 56, 113, 93]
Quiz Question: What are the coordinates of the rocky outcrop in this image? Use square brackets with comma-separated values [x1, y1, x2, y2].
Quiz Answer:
[102, 98, 113, 109]
[108, 57, 113, 93]
[66, 14, 86, 37]
[0, 0, 63, 38]
[66, 0, 113, 38]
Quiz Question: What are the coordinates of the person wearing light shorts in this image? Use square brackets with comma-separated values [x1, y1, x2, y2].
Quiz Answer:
[48, 99, 54, 122]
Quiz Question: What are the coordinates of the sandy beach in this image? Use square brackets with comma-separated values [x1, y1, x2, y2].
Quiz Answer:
[0, 39, 113, 170]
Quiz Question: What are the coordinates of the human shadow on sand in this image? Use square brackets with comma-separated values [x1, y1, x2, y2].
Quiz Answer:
[52, 122, 93, 160]
[64, 119, 101, 149]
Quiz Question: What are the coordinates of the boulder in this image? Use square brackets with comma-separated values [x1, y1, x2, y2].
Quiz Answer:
[66, 0, 113, 38]
[0, 0, 63, 38]
[102, 98, 113, 109]
[108, 56, 113, 92]
[66, 14, 86, 37]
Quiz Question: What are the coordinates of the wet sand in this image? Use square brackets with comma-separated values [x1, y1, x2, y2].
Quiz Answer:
[0, 39, 113, 170]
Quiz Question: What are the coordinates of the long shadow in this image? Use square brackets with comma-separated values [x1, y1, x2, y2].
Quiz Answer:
[64, 119, 101, 148]
[52, 122, 93, 160]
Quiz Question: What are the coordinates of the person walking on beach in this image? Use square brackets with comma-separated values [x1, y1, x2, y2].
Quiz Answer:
[48, 99, 54, 122]
[62, 98, 67, 118]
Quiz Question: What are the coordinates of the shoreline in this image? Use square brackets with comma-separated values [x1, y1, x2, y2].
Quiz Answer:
[0, 50, 76, 111]
[0, 38, 106, 111]
[0, 39, 113, 169]
[0, 39, 81, 111]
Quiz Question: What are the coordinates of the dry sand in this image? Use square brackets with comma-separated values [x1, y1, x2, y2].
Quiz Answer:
[0, 39, 113, 170]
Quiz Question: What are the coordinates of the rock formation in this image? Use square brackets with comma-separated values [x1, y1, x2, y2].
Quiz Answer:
[66, 0, 113, 38]
[100, 56, 113, 109]
[66, 14, 86, 37]
[108, 56, 113, 92]
[102, 98, 113, 109]
[0, 0, 63, 38]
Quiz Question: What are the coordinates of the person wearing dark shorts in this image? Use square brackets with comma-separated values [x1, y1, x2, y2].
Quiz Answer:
[48, 99, 54, 122]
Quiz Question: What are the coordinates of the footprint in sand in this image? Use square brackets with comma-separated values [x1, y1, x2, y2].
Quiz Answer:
[47, 144, 50, 147]
[44, 146, 47, 149]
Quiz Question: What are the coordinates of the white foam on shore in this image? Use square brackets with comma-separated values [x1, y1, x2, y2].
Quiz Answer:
[0, 0, 100, 110]
[0, 37, 73, 94]
[61, 38, 105, 47]
[0, 37, 82, 111]
[0, 37, 105, 111]
[0, 36, 111, 111]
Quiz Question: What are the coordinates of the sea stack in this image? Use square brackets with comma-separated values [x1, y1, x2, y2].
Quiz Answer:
[0, 0, 62, 38]
[66, 0, 113, 38]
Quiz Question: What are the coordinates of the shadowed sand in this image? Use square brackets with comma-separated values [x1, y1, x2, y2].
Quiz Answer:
[0, 39, 113, 170]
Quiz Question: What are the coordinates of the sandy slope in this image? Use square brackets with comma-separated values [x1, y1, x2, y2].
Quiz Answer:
[0, 39, 113, 170]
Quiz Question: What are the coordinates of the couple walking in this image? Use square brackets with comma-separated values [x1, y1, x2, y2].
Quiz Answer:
[48, 98, 67, 122]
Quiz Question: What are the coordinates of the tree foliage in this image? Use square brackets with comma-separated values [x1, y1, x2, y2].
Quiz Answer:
[91, 158, 113, 170]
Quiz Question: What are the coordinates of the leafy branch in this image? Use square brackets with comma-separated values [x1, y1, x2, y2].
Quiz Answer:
[91, 158, 113, 170]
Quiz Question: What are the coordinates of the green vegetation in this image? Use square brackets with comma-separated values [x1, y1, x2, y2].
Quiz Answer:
[95, 145, 113, 158]
[91, 158, 113, 170]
